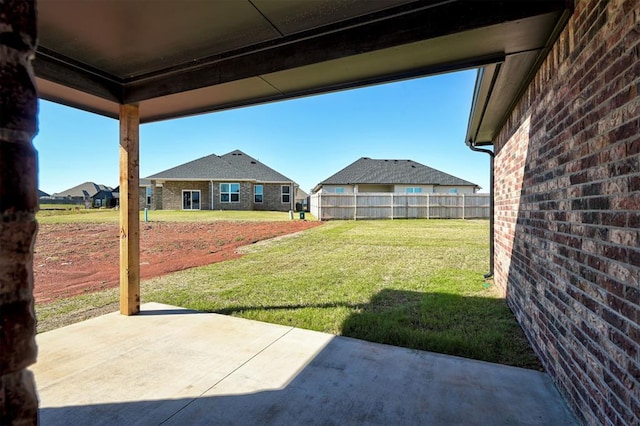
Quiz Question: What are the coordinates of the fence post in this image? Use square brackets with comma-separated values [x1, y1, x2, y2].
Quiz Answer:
[426, 193, 430, 219]
[462, 194, 465, 220]
[390, 193, 394, 220]
[354, 192, 357, 220]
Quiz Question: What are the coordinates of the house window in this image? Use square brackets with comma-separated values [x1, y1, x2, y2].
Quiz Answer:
[334, 187, 345, 194]
[449, 188, 458, 194]
[405, 187, 422, 193]
[281, 185, 291, 203]
[182, 190, 201, 210]
[254, 185, 263, 203]
[146, 187, 152, 205]
[220, 183, 240, 203]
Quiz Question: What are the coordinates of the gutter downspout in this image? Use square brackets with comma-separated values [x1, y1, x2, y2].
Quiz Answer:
[467, 140, 494, 279]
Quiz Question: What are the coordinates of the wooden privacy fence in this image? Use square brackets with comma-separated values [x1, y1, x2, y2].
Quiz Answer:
[310, 193, 490, 220]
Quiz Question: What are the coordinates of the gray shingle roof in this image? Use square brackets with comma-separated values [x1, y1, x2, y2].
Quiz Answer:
[145, 150, 293, 183]
[52, 182, 113, 198]
[318, 157, 479, 188]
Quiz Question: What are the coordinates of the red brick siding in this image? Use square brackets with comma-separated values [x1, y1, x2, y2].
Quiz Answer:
[494, 0, 640, 424]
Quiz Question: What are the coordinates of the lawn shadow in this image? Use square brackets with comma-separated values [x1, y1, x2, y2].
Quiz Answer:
[341, 289, 542, 370]
[212, 302, 362, 316]
[209, 289, 541, 370]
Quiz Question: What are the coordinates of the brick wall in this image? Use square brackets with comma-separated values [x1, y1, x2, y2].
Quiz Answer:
[139, 186, 148, 210]
[0, 0, 39, 423]
[494, 0, 639, 424]
[161, 181, 212, 210]
[156, 181, 292, 211]
[256, 183, 292, 212]
[212, 182, 253, 210]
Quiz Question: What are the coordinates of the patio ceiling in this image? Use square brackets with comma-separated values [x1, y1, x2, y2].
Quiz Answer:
[35, 0, 572, 134]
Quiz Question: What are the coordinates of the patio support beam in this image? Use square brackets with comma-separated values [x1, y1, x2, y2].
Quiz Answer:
[119, 104, 140, 315]
[123, 2, 568, 105]
[0, 0, 39, 423]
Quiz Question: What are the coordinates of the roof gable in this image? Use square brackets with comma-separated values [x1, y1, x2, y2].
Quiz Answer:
[146, 149, 293, 183]
[319, 157, 478, 188]
[52, 182, 114, 198]
[220, 150, 293, 182]
[146, 153, 240, 180]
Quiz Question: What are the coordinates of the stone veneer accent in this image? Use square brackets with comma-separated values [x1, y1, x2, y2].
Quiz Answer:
[493, 0, 639, 423]
[0, 0, 39, 423]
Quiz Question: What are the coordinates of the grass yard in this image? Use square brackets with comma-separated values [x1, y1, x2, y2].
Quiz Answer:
[36, 219, 541, 369]
[39, 203, 83, 210]
[37, 208, 304, 224]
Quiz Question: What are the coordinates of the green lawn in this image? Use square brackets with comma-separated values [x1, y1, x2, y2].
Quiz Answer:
[35, 219, 541, 369]
[37, 208, 306, 224]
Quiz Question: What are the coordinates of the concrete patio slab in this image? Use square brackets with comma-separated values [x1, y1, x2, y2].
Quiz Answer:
[32, 303, 577, 425]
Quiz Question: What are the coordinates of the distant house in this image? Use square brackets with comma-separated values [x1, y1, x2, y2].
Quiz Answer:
[312, 157, 480, 194]
[295, 188, 309, 211]
[37, 189, 51, 206]
[143, 150, 297, 212]
[51, 182, 116, 208]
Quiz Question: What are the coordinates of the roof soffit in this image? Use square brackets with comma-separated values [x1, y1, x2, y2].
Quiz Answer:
[35, 0, 572, 131]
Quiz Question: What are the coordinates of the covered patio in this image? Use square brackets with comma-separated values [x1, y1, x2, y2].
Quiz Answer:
[33, 0, 573, 316]
[34, 303, 576, 425]
[2, 1, 578, 423]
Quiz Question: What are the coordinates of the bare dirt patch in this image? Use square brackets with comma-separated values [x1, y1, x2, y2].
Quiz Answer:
[34, 221, 322, 304]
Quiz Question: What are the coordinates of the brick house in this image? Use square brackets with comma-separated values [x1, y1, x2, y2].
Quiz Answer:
[51, 181, 116, 208]
[5, 2, 639, 424]
[466, 1, 640, 424]
[143, 150, 297, 212]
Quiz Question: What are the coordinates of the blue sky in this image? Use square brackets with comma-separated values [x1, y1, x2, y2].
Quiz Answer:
[35, 69, 490, 195]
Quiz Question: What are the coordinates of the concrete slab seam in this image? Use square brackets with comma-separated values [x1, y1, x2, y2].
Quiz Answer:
[157, 325, 296, 425]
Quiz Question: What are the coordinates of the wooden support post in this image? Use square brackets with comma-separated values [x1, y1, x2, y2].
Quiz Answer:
[119, 104, 140, 315]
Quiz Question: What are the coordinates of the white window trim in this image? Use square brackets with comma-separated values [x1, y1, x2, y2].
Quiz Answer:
[220, 183, 240, 203]
[281, 185, 291, 204]
[334, 187, 345, 194]
[182, 189, 201, 210]
[254, 184, 263, 203]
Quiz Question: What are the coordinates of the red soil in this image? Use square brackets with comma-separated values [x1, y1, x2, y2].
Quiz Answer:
[33, 221, 322, 304]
